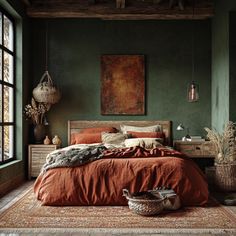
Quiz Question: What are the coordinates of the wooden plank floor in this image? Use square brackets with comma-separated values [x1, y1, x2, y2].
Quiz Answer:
[0, 181, 235, 236]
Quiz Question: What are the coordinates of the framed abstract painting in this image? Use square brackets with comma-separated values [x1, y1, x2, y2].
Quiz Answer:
[101, 55, 145, 115]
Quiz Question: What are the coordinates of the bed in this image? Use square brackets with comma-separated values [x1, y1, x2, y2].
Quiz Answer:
[34, 120, 209, 206]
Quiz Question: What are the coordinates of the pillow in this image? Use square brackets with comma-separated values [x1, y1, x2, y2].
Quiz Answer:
[101, 132, 130, 146]
[79, 126, 118, 134]
[127, 131, 165, 139]
[120, 124, 162, 134]
[71, 133, 101, 145]
[124, 138, 163, 149]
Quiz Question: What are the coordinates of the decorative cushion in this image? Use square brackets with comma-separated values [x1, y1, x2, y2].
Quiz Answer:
[127, 131, 165, 140]
[79, 127, 118, 134]
[124, 138, 163, 149]
[71, 133, 102, 145]
[120, 124, 162, 134]
[101, 132, 130, 146]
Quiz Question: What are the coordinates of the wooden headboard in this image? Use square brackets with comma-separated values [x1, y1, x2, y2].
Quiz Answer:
[68, 120, 172, 146]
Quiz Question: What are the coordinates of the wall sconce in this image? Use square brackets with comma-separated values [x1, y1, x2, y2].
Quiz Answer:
[176, 124, 190, 141]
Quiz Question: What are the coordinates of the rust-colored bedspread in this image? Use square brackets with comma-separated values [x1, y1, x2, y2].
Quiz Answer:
[34, 150, 208, 206]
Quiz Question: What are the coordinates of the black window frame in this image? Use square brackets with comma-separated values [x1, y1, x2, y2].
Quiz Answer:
[0, 6, 16, 165]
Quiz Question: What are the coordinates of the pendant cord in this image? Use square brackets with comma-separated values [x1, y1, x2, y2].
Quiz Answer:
[191, 0, 195, 83]
[45, 21, 48, 72]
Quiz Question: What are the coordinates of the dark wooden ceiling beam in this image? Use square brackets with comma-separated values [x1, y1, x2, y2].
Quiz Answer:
[26, 0, 214, 20]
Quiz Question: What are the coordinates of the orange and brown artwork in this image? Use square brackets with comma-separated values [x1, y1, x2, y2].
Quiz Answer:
[101, 55, 145, 115]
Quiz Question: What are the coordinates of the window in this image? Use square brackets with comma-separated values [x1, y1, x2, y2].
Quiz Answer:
[0, 8, 15, 164]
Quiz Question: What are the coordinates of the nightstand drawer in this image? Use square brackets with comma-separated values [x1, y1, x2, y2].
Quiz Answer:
[176, 143, 203, 156]
[174, 141, 215, 158]
[28, 145, 57, 179]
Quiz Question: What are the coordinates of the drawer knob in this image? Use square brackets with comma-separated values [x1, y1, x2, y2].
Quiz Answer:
[196, 146, 201, 150]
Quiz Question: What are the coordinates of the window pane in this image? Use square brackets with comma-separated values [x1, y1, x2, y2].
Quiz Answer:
[0, 85, 2, 122]
[4, 86, 14, 122]
[0, 127, 2, 162]
[4, 125, 14, 160]
[4, 52, 14, 84]
[0, 50, 2, 81]
[0, 13, 2, 45]
[3, 15, 13, 51]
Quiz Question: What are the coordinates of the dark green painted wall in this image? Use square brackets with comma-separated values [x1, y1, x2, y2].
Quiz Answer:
[229, 12, 236, 123]
[211, 0, 236, 132]
[31, 19, 211, 146]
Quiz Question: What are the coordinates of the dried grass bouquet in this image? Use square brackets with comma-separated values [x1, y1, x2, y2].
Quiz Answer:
[24, 98, 49, 125]
[204, 121, 236, 164]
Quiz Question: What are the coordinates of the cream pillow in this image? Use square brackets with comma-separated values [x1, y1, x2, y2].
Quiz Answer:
[101, 132, 130, 146]
[124, 138, 163, 149]
[120, 124, 162, 134]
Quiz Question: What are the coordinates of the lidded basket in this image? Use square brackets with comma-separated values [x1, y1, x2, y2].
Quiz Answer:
[33, 71, 61, 104]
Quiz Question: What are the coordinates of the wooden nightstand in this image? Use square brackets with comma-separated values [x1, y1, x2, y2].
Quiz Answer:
[28, 144, 57, 179]
[174, 140, 215, 158]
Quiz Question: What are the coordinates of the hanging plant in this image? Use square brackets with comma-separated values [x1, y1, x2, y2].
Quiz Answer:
[32, 71, 61, 105]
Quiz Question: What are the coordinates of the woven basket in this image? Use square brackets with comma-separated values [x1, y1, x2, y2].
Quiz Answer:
[123, 189, 165, 216]
[33, 71, 61, 104]
[215, 164, 236, 192]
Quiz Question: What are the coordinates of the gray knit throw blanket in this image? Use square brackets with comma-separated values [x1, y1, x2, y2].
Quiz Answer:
[41, 144, 107, 174]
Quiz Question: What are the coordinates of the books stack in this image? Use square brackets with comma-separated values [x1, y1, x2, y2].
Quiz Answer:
[186, 136, 205, 142]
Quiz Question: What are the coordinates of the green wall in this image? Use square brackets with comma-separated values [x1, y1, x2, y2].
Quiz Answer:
[211, 0, 236, 132]
[229, 12, 236, 123]
[31, 19, 211, 146]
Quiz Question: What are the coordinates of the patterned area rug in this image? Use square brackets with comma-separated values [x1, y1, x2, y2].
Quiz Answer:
[0, 188, 236, 234]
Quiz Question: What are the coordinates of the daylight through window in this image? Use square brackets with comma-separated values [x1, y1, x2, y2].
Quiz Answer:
[0, 8, 15, 164]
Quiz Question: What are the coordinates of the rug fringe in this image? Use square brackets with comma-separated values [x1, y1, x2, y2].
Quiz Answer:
[0, 227, 236, 234]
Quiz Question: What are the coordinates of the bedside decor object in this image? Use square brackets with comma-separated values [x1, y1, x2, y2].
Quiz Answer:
[43, 136, 51, 145]
[101, 55, 145, 115]
[204, 121, 236, 191]
[24, 98, 48, 143]
[176, 123, 190, 141]
[52, 135, 62, 147]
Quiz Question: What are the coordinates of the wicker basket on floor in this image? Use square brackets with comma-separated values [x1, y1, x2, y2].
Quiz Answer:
[123, 189, 166, 216]
[215, 164, 236, 192]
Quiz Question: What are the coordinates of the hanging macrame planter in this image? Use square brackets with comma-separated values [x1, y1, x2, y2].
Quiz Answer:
[32, 70, 61, 105]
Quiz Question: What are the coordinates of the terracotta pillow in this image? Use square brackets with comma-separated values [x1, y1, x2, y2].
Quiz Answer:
[127, 131, 165, 139]
[71, 133, 102, 145]
[79, 127, 118, 134]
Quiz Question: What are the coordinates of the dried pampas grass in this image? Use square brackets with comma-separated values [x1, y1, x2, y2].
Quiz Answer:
[204, 121, 236, 164]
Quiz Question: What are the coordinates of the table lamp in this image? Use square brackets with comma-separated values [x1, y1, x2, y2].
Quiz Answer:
[176, 124, 190, 141]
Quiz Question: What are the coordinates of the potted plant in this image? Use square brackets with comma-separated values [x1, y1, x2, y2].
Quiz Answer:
[24, 98, 49, 143]
[204, 121, 236, 191]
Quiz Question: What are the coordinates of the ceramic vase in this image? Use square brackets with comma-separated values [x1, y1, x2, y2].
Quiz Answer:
[34, 124, 46, 144]
[52, 135, 62, 147]
[43, 136, 51, 145]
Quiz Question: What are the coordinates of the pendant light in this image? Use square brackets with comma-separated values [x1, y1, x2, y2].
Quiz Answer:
[187, 0, 199, 102]
[32, 21, 61, 108]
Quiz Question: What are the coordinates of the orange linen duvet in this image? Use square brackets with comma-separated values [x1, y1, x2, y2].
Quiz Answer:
[34, 146, 208, 206]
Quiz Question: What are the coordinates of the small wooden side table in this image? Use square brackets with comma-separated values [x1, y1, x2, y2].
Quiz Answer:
[174, 140, 215, 158]
[28, 144, 57, 180]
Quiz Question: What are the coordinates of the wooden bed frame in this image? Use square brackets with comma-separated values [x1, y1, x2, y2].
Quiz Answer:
[68, 120, 172, 146]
